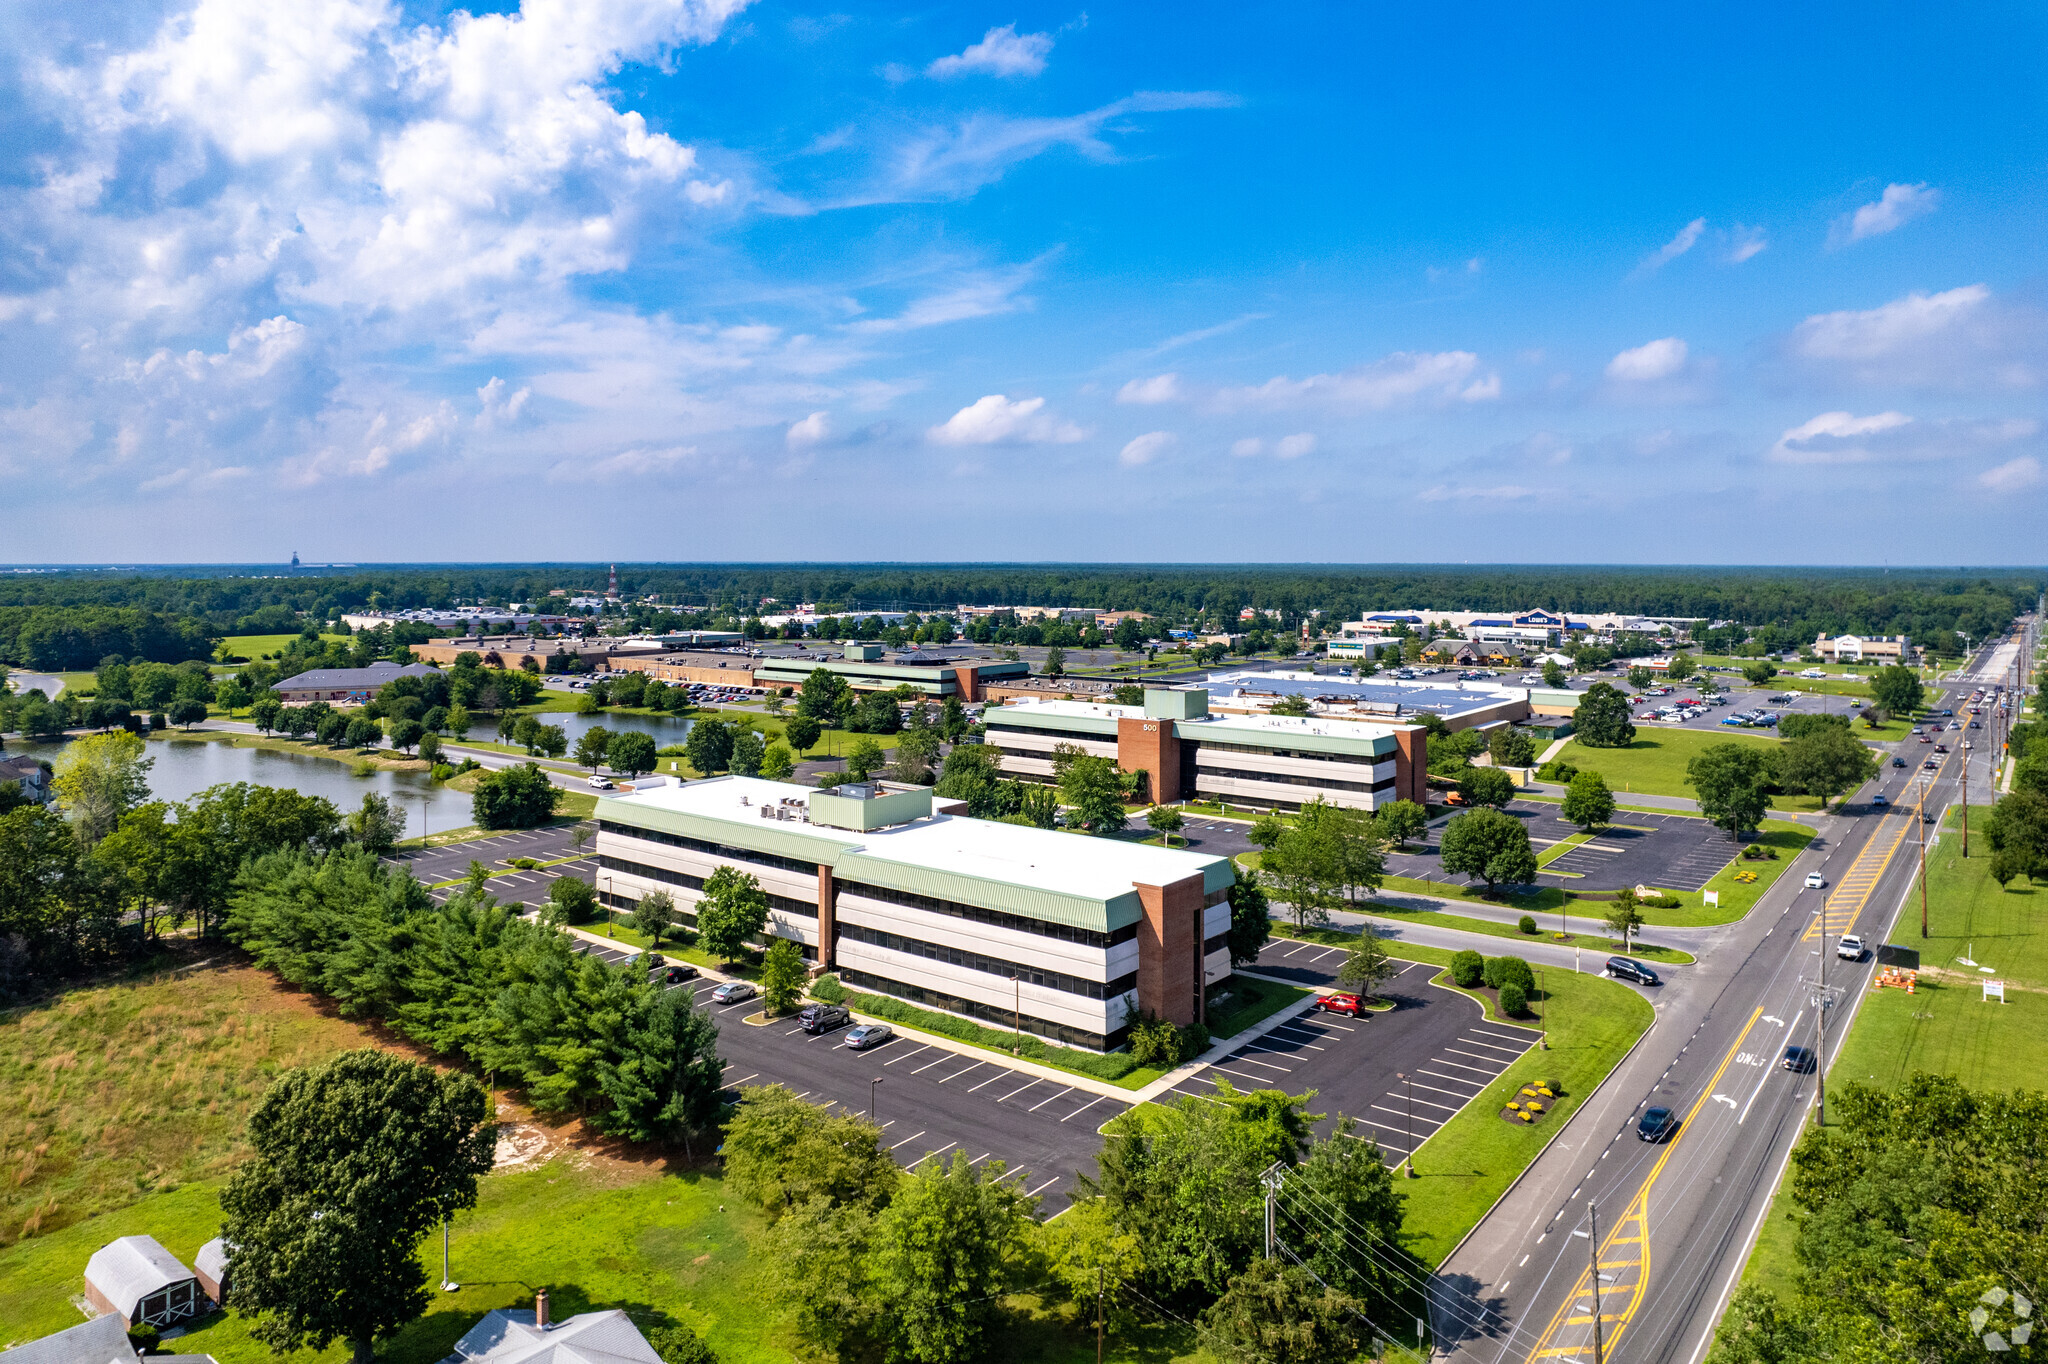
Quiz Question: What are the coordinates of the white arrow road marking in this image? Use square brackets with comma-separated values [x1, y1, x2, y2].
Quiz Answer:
[1763, 1015, 1785, 1026]
[1713, 1094, 1738, 1109]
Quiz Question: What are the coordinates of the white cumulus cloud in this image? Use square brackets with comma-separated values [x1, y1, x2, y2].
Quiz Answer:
[1274, 433, 1317, 459]
[1838, 182, 1941, 244]
[1784, 284, 2042, 390]
[1606, 337, 1689, 382]
[1728, 224, 1769, 263]
[927, 394, 1086, 446]
[927, 24, 1054, 79]
[1979, 456, 2042, 492]
[1636, 218, 1705, 275]
[1793, 285, 1987, 362]
[787, 411, 830, 448]
[1119, 431, 1175, 467]
[1118, 373, 1183, 404]
[1770, 410, 1914, 464]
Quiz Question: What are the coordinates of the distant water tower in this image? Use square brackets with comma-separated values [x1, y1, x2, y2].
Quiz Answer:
[606, 563, 620, 599]
[290, 551, 301, 571]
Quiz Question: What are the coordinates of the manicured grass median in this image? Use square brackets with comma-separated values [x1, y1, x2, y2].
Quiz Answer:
[1268, 927, 1654, 1266]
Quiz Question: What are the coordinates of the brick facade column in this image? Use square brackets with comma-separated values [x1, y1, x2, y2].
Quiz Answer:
[951, 666, 982, 703]
[1116, 717, 1181, 804]
[1392, 727, 1429, 806]
[816, 864, 837, 968]
[1135, 873, 1206, 1026]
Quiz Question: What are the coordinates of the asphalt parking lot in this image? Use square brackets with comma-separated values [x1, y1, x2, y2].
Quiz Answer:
[388, 825, 587, 884]
[1160, 957, 1539, 1158]
[424, 853, 600, 910]
[1389, 799, 1735, 893]
[572, 934, 1133, 1213]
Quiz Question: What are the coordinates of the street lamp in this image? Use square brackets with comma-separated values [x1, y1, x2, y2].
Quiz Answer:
[869, 1076, 884, 1122]
[1537, 968, 1548, 1050]
[1397, 1071, 1417, 1178]
[1010, 974, 1021, 1054]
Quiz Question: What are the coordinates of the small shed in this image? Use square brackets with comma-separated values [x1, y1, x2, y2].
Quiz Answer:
[83, 1236, 201, 1330]
[193, 1239, 230, 1305]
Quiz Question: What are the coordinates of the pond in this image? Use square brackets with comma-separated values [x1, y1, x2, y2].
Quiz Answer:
[12, 734, 477, 837]
[499, 709, 698, 750]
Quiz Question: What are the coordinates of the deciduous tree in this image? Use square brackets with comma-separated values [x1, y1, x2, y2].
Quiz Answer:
[1439, 807, 1538, 896]
[697, 866, 768, 965]
[1686, 742, 1773, 839]
[1560, 770, 1615, 832]
[219, 1051, 495, 1364]
[1572, 682, 1636, 748]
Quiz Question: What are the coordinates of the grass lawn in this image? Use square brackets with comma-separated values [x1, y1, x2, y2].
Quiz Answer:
[1558, 731, 1827, 812]
[0, 952, 389, 1253]
[214, 632, 350, 664]
[56, 672, 97, 697]
[1830, 804, 2048, 1091]
[1357, 900, 1697, 964]
[1266, 926, 1653, 1267]
[1536, 832, 1594, 867]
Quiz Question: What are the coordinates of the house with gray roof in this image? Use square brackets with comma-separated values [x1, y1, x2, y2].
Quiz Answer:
[444, 1298, 662, 1364]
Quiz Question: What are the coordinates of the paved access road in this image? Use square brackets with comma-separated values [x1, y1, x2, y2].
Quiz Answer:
[1434, 632, 2022, 1364]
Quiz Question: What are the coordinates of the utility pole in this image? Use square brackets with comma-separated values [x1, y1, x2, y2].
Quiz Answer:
[1919, 781, 1929, 939]
[1261, 1163, 1285, 1259]
[1961, 755, 1969, 857]
[1537, 968, 1548, 1049]
[1817, 908, 1829, 1126]
[1588, 1200, 1604, 1364]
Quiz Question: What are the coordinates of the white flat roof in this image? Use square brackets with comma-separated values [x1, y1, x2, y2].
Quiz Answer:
[606, 776, 1224, 899]
[997, 695, 1412, 742]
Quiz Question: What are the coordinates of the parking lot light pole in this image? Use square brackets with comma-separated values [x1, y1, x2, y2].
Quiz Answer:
[1537, 969, 1548, 1049]
[869, 1076, 883, 1122]
[1010, 974, 1020, 1054]
[1398, 1072, 1417, 1178]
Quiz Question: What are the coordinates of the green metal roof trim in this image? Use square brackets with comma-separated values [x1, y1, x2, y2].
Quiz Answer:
[834, 852, 1134, 931]
[984, 709, 1121, 737]
[597, 800, 862, 864]
[1174, 719, 1398, 758]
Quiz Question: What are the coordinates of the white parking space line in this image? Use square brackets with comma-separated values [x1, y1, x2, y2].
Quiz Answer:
[1401, 1094, 1463, 1113]
[1370, 1102, 1441, 1129]
[884, 1045, 933, 1066]
[1204, 1065, 1281, 1087]
[1229, 1052, 1294, 1071]
[1027, 1086, 1073, 1112]
[1026, 1176, 1061, 1197]
[997, 1078, 1042, 1102]
[1061, 1095, 1108, 1122]
[911, 1053, 953, 1074]
[966, 1070, 1009, 1093]
[1431, 1057, 1505, 1076]
[937, 1062, 987, 1084]
[1416, 1068, 1485, 1088]
[1457, 1036, 1529, 1055]
[967, 1151, 993, 1166]
[906, 1141, 957, 1167]
[731, 1073, 759, 1086]
[1409, 1081, 1474, 1100]
[887, 1130, 928, 1150]
[1348, 1115, 1413, 1137]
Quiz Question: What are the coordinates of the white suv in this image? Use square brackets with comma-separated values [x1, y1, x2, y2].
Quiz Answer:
[587, 775, 615, 790]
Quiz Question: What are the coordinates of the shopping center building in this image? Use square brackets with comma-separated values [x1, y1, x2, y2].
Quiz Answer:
[593, 776, 1234, 1049]
[985, 687, 1431, 812]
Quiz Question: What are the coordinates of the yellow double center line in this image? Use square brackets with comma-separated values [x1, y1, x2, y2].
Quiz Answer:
[1528, 1007, 1766, 1358]
[1804, 742, 1948, 940]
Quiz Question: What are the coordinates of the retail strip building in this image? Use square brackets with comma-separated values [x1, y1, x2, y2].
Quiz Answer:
[595, 776, 1233, 1050]
[986, 688, 1431, 812]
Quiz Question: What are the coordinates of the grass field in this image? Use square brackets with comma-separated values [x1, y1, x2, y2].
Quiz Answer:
[1558, 730, 1828, 812]
[214, 632, 352, 664]
[1346, 898, 1696, 964]
[1266, 926, 1653, 1266]
[0, 954, 390, 1253]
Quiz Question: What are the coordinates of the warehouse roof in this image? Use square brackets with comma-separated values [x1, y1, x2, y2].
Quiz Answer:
[274, 662, 439, 691]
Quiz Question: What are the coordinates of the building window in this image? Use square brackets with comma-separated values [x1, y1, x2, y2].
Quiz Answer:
[596, 854, 819, 918]
[838, 879, 1137, 949]
[837, 921, 1135, 1000]
[1194, 739, 1387, 765]
[598, 821, 821, 879]
[1194, 764, 1384, 794]
[984, 721, 1117, 746]
[838, 967, 1125, 1052]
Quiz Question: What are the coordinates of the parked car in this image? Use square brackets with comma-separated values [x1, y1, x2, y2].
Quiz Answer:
[1804, 871, 1826, 889]
[663, 963, 698, 984]
[799, 1002, 851, 1034]
[1638, 1105, 1678, 1142]
[844, 1022, 894, 1050]
[1781, 1045, 1816, 1072]
[709, 981, 756, 1005]
[1607, 956, 1661, 986]
[587, 775, 616, 790]
[1837, 934, 1865, 961]
[1318, 992, 1364, 1017]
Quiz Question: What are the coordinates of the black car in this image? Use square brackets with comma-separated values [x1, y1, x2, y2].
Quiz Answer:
[1781, 1045, 1816, 1072]
[1892, 757, 1907, 768]
[1638, 1106, 1677, 1142]
[798, 1002, 851, 1034]
[663, 963, 698, 984]
[1607, 956, 1661, 986]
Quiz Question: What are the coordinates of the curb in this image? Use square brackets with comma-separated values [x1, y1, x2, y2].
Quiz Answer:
[1129, 990, 1328, 1105]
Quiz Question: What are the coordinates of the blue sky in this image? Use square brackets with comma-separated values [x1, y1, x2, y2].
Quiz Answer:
[1, 0, 2043, 563]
